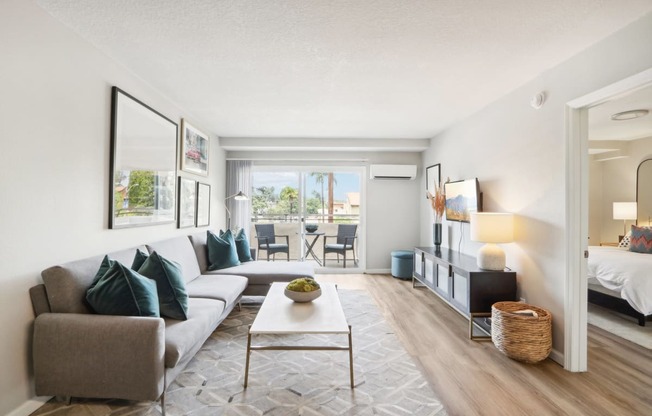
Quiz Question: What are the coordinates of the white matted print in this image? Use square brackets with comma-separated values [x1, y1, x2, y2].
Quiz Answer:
[196, 183, 210, 227]
[181, 119, 209, 176]
[178, 177, 197, 228]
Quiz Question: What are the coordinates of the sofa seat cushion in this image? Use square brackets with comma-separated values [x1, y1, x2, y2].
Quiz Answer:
[202, 261, 314, 285]
[185, 275, 248, 306]
[164, 297, 225, 368]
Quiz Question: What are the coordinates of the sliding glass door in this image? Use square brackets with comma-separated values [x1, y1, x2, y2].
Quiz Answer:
[250, 166, 363, 269]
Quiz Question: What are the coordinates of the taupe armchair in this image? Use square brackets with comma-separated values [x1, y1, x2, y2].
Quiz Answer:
[323, 224, 358, 268]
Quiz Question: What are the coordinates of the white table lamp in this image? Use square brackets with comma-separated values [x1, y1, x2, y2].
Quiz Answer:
[613, 202, 637, 237]
[470, 212, 514, 271]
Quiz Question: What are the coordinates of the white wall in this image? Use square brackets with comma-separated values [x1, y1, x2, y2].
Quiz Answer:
[227, 151, 422, 270]
[0, 1, 226, 414]
[420, 12, 652, 358]
[589, 137, 652, 243]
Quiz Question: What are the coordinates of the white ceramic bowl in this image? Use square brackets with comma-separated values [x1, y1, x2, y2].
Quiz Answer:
[284, 287, 322, 303]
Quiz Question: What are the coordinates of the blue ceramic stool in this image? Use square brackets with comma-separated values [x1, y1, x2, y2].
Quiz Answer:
[391, 250, 414, 280]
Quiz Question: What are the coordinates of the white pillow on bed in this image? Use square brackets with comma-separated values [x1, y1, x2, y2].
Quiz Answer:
[618, 231, 632, 248]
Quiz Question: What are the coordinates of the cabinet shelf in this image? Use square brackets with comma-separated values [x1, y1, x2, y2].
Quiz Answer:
[413, 247, 517, 340]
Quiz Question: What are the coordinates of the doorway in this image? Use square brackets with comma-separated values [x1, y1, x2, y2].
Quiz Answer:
[565, 68, 652, 372]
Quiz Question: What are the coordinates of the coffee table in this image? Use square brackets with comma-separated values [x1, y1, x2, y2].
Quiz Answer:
[244, 282, 354, 388]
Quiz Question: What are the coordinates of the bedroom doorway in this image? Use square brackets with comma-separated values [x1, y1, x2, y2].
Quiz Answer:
[585, 84, 652, 343]
[565, 68, 652, 372]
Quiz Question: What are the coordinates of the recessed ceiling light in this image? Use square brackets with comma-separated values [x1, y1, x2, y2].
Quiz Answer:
[610, 109, 649, 121]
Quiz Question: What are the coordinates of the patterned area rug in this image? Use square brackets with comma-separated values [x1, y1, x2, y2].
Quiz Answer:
[31, 290, 446, 415]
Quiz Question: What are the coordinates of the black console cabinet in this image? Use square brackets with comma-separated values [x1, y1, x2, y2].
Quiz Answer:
[413, 247, 517, 339]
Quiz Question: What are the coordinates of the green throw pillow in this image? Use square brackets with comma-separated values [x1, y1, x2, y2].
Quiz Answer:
[207, 229, 241, 270]
[86, 261, 160, 317]
[87, 255, 114, 292]
[131, 249, 149, 270]
[137, 251, 189, 320]
[233, 228, 254, 262]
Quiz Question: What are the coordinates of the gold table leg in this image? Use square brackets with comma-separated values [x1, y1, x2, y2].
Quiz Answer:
[348, 325, 354, 389]
[244, 325, 252, 388]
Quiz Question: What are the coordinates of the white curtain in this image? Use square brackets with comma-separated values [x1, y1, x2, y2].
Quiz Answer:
[226, 160, 252, 235]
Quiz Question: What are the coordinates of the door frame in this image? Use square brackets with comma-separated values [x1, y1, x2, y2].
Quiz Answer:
[250, 164, 366, 270]
[564, 67, 652, 372]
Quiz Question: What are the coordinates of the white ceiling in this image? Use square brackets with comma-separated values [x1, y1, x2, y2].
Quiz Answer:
[588, 84, 652, 141]
[37, 0, 652, 140]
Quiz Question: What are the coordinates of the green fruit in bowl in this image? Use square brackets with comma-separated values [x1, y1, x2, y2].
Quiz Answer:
[286, 277, 320, 292]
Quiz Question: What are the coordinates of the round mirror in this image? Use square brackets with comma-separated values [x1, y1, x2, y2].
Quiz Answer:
[636, 159, 652, 227]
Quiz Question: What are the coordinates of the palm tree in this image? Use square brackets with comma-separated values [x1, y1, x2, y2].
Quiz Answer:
[310, 172, 326, 222]
[328, 173, 335, 223]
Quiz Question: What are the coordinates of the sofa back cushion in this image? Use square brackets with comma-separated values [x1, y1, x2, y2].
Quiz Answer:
[41, 245, 148, 314]
[146, 236, 201, 284]
[188, 232, 209, 272]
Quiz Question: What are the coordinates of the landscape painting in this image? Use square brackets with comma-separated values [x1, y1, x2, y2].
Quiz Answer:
[444, 178, 479, 222]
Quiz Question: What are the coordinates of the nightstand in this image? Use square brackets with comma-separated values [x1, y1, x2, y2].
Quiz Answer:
[600, 242, 619, 247]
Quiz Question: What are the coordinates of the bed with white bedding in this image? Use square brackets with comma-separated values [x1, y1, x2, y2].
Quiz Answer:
[587, 246, 652, 326]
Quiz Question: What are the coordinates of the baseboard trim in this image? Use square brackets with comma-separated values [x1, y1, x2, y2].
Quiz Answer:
[364, 269, 391, 274]
[549, 348, 564, 366]
[6, 396, 51, 416]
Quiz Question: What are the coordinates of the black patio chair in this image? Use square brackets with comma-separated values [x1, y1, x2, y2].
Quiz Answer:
[254, 224, 290, 261]
[323, 224, 358, 268]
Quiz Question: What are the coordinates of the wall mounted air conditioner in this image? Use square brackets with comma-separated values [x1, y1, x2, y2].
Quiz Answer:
[369, 164, 417, 180]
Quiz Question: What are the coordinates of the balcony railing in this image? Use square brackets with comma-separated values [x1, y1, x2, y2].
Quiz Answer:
[250, 214, 360, 263]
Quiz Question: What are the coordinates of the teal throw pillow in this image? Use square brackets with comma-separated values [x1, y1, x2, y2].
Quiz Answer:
[233, 228, 254, 262]
[137, 251, 189, 320]
[86, 261, 159, 317]
[131, 249, 149, 270]
[207, 229, 241, 270]
[87, 255, 114, 292]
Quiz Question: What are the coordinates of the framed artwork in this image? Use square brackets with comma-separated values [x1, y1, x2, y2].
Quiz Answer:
[196, 183, 211, 227]
[443, 178, 481, 222]
[180, 119, 209, 176]
[178, 177, 197, 228]
[110, 87, 178, 229]
[425, 164, 441, 199]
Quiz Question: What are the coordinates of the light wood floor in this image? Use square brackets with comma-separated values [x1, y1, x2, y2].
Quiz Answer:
[316, 273, 652, 416]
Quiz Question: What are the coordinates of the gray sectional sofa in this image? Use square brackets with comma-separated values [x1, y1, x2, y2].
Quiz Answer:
[29, 232, 314, 409]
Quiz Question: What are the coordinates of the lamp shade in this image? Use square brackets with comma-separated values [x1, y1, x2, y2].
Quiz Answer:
[470, 212, 514, 244]
[613, 202, 636, 220]
[226, 191, 248, 201]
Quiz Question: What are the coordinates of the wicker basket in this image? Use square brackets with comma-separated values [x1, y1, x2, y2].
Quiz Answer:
[491, 301, 552, 364]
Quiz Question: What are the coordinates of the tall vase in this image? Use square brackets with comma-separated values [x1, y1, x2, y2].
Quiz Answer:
[433, 223, 442, 251]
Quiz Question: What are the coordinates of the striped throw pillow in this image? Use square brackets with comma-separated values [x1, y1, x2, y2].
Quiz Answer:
[629, 225, 652, 254]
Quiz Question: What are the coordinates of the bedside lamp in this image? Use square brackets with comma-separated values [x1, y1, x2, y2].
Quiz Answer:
[470, 212, 514, 271]
[613, 202, 637, 240]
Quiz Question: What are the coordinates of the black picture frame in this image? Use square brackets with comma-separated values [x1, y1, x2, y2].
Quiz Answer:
[109, 87, 178, 229]
[196, 183, 211, 227]
[177, 177, 196, 228]
[425, 164, 441, 199]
